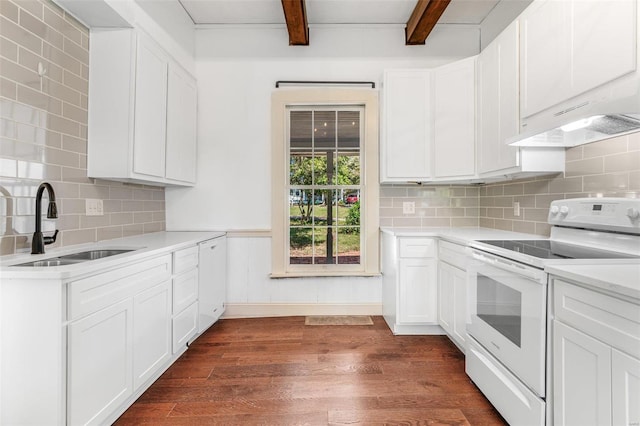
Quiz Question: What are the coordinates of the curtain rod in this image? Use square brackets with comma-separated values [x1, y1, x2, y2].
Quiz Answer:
[275, 80, 376, 89]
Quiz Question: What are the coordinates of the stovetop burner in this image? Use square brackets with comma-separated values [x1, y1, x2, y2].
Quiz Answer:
[477, 240, 639, 260]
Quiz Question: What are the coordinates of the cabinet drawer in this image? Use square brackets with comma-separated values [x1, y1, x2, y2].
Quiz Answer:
[173, 301, 198, 353]
[438, 240, 467, 270]
[173, 267, 198, 314]
[68, 254, 172, 321]
[554, 279, 640, 359]
[173, 245, 198, 275]
[399, 238, 436, 258]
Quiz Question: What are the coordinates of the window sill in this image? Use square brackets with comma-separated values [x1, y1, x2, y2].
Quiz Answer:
[269, 271, 382, 279]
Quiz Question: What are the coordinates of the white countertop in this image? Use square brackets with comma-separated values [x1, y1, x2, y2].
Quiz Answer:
[546, 261, 640, 301]
[380, 227, 545, 245]
[0, 231, 225, 280]
[381, 226, 640, 300]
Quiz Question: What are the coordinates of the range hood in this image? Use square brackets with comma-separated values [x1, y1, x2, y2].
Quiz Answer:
[508, 79, 640, 147]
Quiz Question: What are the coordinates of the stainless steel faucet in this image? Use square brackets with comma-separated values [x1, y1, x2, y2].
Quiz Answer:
[32, 182, 59, 254]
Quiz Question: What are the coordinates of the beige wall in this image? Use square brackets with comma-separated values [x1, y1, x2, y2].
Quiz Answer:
[0, 0, 165, 256]
[479, 132, 640, 236]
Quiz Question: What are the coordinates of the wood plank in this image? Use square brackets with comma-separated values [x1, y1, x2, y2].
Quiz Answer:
[115, 316, 506, 425]
[406, 0, 452, 45]
[281, 0, 309, 46]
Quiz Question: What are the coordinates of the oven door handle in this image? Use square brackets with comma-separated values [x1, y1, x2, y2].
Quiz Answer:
[470, 251, 546, 283]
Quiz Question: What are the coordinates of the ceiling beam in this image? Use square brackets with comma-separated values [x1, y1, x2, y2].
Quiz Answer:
[405, 0, 451, 45]
[281, 0, 309, 46]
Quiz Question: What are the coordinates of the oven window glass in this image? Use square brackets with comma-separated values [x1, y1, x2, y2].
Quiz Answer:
[477, 274, 522, 347]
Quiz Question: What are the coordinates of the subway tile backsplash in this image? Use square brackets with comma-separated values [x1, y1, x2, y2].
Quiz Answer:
[0, 0, 164, 255]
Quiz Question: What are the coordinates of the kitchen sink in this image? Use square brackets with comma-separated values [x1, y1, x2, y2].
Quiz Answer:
[13, 249, 137, 267]
[57, 249, 135, 261]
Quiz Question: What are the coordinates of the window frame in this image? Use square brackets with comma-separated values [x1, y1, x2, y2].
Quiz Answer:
[271, 89, 380, 277]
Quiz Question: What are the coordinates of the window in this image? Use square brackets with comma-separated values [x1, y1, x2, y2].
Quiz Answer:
[271, 89, 379, 277]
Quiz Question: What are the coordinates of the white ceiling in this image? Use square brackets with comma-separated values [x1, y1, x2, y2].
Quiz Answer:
[178, 0, 507, 26]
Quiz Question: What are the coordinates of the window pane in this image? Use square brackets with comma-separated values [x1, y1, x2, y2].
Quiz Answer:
[290, 111, 312, 149]
[337, 152, 360, 185]
[338, 110, 360, 150]
[290, 189, 314, 226]
[342, 189, 360, 207]
[337, 227, 360, 264]
[312, 151, 333, 185]
[313, 227, 336, 264]
[314, 111, 336, 150]
[289, 227, 312, 264]
[290, 151, 313, 185]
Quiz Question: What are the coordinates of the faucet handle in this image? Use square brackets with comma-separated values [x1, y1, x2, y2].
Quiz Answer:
[44, 229, 59, 245]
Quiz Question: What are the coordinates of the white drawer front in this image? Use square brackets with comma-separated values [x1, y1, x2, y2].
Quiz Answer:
[173, 268, 198, 314]
[554, 279, 640, 359]
[172, 301, 198, 353]
[173, 245, 198, 275]
[399, 238, 436, 258]
[68, 254, 172, 321]
[438, 240, 467, 269]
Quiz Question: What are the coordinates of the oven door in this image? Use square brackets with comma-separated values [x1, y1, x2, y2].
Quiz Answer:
[467, 249, 547, 397]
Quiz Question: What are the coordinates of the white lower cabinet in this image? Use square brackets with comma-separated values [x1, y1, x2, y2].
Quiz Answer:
[68, 299, 134, 426]
[133, 281, 172, 389]
[437, 261, 467, 351]
[553, 320, 612, 426]
[612, 349, 640, 426]
[171, 245, 200, 353]
[398, 258, 437, 324]
[437, 240, 468, 352]
[381, 232, 440, 335]
[552, 277, 640, 426]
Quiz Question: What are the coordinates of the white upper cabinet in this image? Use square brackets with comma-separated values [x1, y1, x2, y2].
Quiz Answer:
[381, 59, 477, 184]
[88, 29, 197, 186]
[478, 19, 565, 178]
[132, 36, 168, 178]
[166, 64, 198, 183]
[520, 0, 637, 119]
[381, 70, 432, 182]
[478, 21, 520, 175]
[433, 56, 476, 179]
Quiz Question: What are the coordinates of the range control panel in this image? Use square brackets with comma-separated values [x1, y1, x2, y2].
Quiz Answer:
[548, 197, 640, 234]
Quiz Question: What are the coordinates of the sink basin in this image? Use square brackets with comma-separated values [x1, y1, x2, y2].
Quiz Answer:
[13, 249, 137, 267]
[15, 259, 83, 267]
[59, 249, 136, 261]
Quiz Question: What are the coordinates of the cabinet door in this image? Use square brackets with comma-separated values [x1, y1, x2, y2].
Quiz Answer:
[571, 0, 637, 98]
[381, 70, 431, 182]
[198, 236, 227, 333]
[433, 57, 476, 178]
[166, 63, 197, 183]
[451, 264, 467, 348]
[68, 299, 133, 426]
[133, 34, 168, 178]
[520, 0, 571, 118]
[398, 258, 437, 324]
[478, 21, 520, 174]
[553, 320, 612, 426]
[438, 261, 454, 334]
[612, 349, 640, 426]
[133, 280, 172, 390]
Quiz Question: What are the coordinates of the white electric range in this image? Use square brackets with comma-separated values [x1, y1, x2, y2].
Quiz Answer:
[464, 197, 640, 426]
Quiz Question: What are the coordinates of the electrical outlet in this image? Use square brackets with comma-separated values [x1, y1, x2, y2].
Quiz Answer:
[513, 201, 521, 217]
[86, 199, 104, 216]
[403, 201, 415, 215]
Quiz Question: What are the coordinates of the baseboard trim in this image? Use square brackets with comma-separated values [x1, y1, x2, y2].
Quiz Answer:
[223, 303, 383, 318]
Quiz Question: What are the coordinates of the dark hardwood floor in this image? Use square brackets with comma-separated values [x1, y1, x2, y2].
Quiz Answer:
[115, 316, 506, 425]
